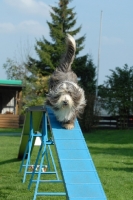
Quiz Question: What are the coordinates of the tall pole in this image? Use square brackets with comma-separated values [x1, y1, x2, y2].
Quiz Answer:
[96, 11, 103, 98]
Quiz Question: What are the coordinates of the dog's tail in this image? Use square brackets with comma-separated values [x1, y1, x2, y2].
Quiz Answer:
[57, 34, 76, 72]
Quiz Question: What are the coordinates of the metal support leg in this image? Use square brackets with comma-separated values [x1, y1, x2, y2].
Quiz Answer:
[19, 112, 34, 183]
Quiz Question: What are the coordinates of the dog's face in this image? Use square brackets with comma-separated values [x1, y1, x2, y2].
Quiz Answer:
[47, 81, 85, 109]
[57, 92, 74, 109]
[47, 82, 75, 110]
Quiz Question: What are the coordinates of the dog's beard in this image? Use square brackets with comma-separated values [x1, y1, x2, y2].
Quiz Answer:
[52, 93, 74, 122]
[46, 82, 86, 122]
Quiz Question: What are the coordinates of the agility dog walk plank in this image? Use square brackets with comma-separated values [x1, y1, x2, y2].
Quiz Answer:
[46, 107, 107, 200]
[18, 106, 45, 159]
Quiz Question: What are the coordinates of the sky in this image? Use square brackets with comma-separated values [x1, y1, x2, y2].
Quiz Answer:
[0, 0, 133, 85]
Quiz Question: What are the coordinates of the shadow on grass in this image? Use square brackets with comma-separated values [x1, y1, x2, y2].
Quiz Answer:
[98, 166, 133, 173]
[0, 190, 9, 199]
[88, 146, 133, 157]
[0, 158, 20, 165]
[121, 162, 133, 166]
[0, 134, 21, 137]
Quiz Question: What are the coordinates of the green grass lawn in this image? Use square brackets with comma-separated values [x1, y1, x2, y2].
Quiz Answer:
[0, 129, 133, 199]
[84, 129, 133, 200]
[0, 128, 22, 133]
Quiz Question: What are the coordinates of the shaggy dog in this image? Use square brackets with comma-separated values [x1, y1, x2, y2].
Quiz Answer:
[46, 34, 86, 129]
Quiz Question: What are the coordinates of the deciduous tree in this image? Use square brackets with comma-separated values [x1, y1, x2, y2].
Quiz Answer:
[99, 64, 133, 128]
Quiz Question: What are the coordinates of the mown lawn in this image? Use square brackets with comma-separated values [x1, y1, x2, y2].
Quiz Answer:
[84, 129, 133, 200]
[0, 129, 133, 199]
[0, 128, 22, 133]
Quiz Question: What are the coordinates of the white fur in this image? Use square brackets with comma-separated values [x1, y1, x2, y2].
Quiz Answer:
[54, 106, 74, 122]
[64, 81, 86, 111]
[63, 81, 78, 88]
[66, 34, 76, 50]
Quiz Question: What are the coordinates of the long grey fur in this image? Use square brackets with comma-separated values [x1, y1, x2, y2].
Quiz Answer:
[46, 34, 86, 129]
[48, 34, 77, 90]
[56, 34, 76, 72]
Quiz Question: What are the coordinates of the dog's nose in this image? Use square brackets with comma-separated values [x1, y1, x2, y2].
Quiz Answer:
[63, 100, 68, 105]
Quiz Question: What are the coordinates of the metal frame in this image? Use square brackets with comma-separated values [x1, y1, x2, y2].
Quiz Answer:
[19, 107, 66, 199]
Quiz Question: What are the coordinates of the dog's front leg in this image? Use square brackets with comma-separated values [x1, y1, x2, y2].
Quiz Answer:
[62, 120, 74, 129]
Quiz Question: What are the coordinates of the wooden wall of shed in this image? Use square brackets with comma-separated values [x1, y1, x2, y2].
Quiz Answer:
[0, 114, 19, 128]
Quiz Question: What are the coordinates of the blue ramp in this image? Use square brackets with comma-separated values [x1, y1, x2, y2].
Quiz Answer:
[46, 107, 107, 200]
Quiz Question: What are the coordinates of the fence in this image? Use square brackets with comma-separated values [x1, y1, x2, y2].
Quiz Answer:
[95, 115, 133, 129]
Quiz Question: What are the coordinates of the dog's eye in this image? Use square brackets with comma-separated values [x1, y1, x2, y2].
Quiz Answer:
[68, 91, 72, 96]
[54, 95, 60, 100]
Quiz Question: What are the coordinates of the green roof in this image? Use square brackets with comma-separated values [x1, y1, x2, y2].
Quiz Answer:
[0, 80, 22, 86]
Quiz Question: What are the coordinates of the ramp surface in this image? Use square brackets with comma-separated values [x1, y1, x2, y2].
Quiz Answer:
[18, 106, 45, 159]
[46, 107, 107, 200]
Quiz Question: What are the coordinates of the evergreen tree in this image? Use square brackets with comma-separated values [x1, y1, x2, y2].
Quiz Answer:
[74, 55, 96, 93]
[75, 55, 97, 131]
[27, 0, 86, 76]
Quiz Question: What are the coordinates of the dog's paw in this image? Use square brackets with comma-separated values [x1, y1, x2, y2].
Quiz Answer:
[62, 123, 74, 129]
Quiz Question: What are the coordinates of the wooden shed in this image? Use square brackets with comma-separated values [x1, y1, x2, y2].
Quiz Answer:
[0, 80, 22, 128]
